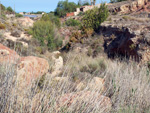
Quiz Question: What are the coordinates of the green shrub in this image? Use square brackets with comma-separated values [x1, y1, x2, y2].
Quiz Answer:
[65, 19, 81, 26]
[15, 13, 23, 18]
[82, 3, 109, 31]
[41, 13, 61, 28]
[31, 20, 62, 50]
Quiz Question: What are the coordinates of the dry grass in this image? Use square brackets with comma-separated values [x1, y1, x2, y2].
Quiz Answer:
[0, 51, 150, 113]
[104, 60, 150, 112]
[0, 22, 6, 29]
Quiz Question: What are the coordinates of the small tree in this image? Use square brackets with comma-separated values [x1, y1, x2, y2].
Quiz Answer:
[31, 14, 62, 51]
[82, 3, 109, 31]
[32, 20, 62, 50]
[93, 0, 96, 5]
[7, 6, 14, 13]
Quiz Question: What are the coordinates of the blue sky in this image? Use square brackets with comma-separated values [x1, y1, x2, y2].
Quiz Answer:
[1, 0, 109, 12]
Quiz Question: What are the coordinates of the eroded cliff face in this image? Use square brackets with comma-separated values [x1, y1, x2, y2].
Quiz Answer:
[101, 12, 150, 63]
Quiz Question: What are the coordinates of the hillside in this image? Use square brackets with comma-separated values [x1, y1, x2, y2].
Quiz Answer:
[0, 0, 150, 112]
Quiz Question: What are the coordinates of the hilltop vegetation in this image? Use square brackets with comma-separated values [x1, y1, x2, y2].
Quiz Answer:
[54, 0, 78, 17]
[0, 4, 14, 14]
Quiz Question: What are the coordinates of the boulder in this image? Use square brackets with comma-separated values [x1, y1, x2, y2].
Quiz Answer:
[0, 43, 20, 64]
[57, 91, 112, 112]
[17, 56, 49, 85]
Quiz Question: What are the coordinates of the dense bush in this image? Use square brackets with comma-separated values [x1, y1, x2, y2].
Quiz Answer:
[82, 3, 109, 31]
[54, 0, 78, 17]
[65, 19, 81, 26]
[31, 20, 62, 50]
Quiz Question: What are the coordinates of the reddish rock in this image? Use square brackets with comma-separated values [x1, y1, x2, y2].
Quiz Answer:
[57, 91, 111, 112]
[0, 43, 20, 64]
[17, 56, 49, 84]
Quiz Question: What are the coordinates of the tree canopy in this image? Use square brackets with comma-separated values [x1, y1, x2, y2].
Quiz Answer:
[54, 0, 78, 17]
[110, 0, 126, 3]
[6, 6, 14, 13]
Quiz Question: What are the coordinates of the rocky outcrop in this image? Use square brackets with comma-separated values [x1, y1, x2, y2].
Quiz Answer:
[64, 0, 150, 18]
[17, 56, 49, 85]
[3, 32, 30, 48]
[17, 17, 34, 27]
[108, 0, 150, 14]
[0, 43, 20, 64]
[57, 91, 111, 112]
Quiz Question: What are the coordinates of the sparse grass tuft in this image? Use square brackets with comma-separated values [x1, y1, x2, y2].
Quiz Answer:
[0, 22, 6, 29]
